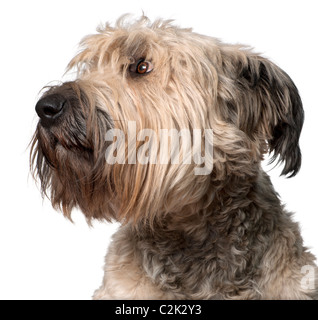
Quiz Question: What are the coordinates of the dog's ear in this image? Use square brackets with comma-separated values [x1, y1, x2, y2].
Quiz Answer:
[220, 49, 304, 177]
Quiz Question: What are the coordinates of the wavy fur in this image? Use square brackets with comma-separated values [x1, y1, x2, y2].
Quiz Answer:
[31, 16, 317, 299]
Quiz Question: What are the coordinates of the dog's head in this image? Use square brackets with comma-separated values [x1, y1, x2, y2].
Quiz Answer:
[30, 16, 304, 225]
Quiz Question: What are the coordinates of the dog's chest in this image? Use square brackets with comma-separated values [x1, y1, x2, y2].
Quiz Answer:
[136, 229, 255, 299]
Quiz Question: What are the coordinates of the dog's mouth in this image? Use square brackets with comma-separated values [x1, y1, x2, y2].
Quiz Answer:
[35, 98, 94, 170]
[36, 123, 94, 169]
[33, 81, 113, 170]
[30, 82, 116, 220]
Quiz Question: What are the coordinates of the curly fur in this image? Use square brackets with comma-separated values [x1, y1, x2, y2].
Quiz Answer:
[30, 16, 317, 299]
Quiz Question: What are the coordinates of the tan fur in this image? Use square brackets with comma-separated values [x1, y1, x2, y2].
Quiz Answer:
[31, 16, 317, 299]
[93, 225, 176, 300]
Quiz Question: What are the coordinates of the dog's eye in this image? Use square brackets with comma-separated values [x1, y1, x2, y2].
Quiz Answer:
[129, 59, 153, 75]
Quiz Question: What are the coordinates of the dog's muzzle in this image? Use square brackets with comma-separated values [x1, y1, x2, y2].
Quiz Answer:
[35, 94, 67, 127]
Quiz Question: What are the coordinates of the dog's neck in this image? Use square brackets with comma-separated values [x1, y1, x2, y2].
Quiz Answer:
[127, 170, 285, 298]
[133, 169, 281, 240]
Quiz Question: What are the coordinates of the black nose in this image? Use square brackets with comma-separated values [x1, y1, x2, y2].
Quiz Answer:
[35, 94, 66, 127]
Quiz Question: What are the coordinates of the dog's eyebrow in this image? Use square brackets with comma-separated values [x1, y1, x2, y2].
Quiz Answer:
[31, 15, 317, 301]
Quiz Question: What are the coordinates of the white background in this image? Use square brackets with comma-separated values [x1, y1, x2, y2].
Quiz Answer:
[0, 0, 317, 300]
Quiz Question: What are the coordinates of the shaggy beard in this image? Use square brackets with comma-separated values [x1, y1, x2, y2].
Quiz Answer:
[30, 81, 116, 222]
[30, 80, 217, 227]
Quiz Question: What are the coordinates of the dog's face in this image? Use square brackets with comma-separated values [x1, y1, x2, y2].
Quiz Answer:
[31, 16, 304, 225]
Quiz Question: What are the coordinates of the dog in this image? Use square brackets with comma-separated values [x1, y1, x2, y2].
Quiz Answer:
[30, 16, 317, 299]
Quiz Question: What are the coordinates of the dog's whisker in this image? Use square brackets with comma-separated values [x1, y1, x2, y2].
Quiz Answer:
[30, 15, 317, 300]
